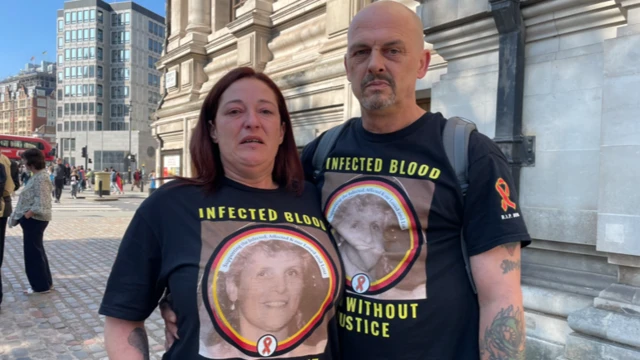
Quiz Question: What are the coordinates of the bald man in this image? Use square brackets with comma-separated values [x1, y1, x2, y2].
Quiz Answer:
[301, 2, 530, 359]
[161, 2, 531, 359]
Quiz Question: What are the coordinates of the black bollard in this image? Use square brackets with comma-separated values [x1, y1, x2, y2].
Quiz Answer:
[99, 180, 103, 198]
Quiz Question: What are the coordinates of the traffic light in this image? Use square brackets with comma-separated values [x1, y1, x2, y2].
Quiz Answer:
[81, 146, 87, 158]
[88, 158, 93, 164]
[130, 154, 136, 163]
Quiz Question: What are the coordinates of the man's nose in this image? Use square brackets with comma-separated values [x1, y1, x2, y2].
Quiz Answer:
[367, 50, 386, 74]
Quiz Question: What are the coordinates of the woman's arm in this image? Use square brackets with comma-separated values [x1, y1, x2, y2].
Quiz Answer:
[104, 317, 150, 360]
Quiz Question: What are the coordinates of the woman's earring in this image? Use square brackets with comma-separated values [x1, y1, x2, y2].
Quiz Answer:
[230, 302, 235, 311]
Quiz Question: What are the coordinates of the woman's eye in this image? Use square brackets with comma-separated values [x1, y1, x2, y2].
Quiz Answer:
[226, 109, 241, 115]
[286, 269, 300, 277]
[260, 109, 273, 115]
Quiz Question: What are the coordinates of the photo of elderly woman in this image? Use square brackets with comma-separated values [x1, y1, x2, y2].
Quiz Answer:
[199, 236, 333, 358]
[326, 175, 429, 300]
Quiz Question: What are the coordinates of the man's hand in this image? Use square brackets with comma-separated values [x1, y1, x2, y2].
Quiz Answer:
[159, 299, 179, 350]
[24, 210, 34, 219]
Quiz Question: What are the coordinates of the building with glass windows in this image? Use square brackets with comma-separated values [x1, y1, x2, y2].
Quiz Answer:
[55, 0, 164, 175]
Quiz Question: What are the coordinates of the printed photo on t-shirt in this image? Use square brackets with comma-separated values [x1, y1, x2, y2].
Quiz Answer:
[197, 221, 341, 359]
[323, 173, 434, 301]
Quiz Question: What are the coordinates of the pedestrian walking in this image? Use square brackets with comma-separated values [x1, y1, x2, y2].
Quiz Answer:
[53, 159, 65, 203]
[70, 170, 79, 199]
[9, 149, 54, 295]
[116, 172, 124, 194]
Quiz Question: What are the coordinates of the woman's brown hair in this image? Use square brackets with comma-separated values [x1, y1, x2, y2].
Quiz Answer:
[178, 67, 303, 194]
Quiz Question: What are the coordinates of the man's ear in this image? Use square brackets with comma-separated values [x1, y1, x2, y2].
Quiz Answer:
[417, 49, 431, 79]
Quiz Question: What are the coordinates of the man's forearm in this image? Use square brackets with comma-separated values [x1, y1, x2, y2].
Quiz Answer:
[479, 298, 526, 360]
[104, 317, 150, 360]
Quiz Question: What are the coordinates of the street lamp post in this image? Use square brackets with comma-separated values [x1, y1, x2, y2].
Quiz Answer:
[128, 101, 132, 184]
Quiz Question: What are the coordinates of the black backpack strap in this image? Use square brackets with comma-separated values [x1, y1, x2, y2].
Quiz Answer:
[443, 116, 478, 294]
[312, 118, 356, 180]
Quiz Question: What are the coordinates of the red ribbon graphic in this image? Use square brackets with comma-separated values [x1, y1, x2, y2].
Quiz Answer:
[355, 275, 366, 292]
[495, 178, 516, 212]
[262, 337, 273, 355]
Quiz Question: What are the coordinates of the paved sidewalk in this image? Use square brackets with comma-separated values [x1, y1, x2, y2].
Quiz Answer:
[0, 216, 166, 360]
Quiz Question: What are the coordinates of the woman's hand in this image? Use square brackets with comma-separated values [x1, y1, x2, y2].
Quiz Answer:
[24, 210, 34, 219]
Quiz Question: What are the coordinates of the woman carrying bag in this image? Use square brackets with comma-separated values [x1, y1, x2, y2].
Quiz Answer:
[9, 149, 54, 295]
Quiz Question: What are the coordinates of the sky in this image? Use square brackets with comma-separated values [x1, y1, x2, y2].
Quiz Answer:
[0, 0, 166, 80]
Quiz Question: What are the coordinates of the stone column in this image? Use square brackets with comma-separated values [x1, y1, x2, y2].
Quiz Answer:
[186, 0, 211, 35]
[169, 0, 183, 40]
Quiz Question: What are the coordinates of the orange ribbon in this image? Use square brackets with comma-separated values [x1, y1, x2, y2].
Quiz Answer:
[495, 178, 516, 211]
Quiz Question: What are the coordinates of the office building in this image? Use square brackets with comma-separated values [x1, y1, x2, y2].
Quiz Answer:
[56, 0, 164, 172]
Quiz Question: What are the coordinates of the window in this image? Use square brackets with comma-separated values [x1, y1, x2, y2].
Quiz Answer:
[83, 66, 88, 78]
[71, 121, 76, 132]
[83, 103, 88, 115]
[97, 47, 102, 60]
[148, 20, 153, 33]
[65, 49, 70, 61]
[70, 103, 76, 115]
[97, 103, 103, 116]
[78, 11, 83, 23]
[125, 50, 130, 62]
[65, 31, 70, 42]
[84, 48, 89, 59]
[89, 103, 95, 114]
[58, 72, 63, 82]
[71, 67, 77, 78]
[83, 84, 88, 96]
[57, 89, 62, 100]
[84, 10, 89, 22]
[91, 47, 96, 59]
[71, 30, 76, 42]
[64, 122, 69, 131]
[58, 54, 63, 64]
[112, 13, 118, 26]
[58, 37, 63, 48]
[57, 123, 63, 132]
[125, 13, 130, 24]
[58, 107, 63, 118]
[71, 85, 76, 97]
[64, 68, 70, 78]
[65, 85, 70, 97]
[84, 29, 89, 41]
[89, 65, 95, 78]
[124, 68, 130, 80]
[65, 12, 71, 24]
[64, 104, 70, 115]
[148, 73, 153, 86]
[90, 9, 96, 21]
[148, 38, 153, 51]
[124, 31, 130, 44]
[97, 29, 103, 42]
[97, 85, 103, 97]
[89, 85, 95, 96]
[71, 48, 76, 60]
[97, 10, 103, 23]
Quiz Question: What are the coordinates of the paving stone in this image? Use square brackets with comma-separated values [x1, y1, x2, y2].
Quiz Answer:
[0, 213, 167, 358]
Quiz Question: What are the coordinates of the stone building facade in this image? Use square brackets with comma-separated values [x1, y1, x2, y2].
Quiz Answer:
[153, 1, 640, 358]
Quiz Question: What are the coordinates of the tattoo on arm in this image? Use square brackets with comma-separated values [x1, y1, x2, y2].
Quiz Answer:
[482, 305, 526, 360]
[500, 260, 521, 274]
[128, 327, 150, 360]
[502, 243, 519, 257]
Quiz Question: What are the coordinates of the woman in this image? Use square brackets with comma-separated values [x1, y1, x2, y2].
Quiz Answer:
[100, 67, 343, 360]
[148, 170, 157, 194]
[115, 171, 124, 194]
[9, 149, 53, 295]
[70, 170, 79, 199]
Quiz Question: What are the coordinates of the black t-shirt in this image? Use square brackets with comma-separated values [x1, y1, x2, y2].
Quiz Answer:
[301, 112, 531, 359]
[100, 179, 344, 360]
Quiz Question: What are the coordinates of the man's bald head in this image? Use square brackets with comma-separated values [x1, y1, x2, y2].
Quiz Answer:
[348, 1, 424, 51]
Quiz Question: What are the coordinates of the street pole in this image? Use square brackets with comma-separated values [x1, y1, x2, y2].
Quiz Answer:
[128, 101, 132, 184]
[84, 124, 88, 170]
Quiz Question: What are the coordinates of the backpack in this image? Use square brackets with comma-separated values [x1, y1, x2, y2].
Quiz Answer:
[10, 160, 20, 191]
[311, 116, 479, 294]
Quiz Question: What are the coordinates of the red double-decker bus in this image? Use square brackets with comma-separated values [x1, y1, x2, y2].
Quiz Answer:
[0, 135, 56, 163]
